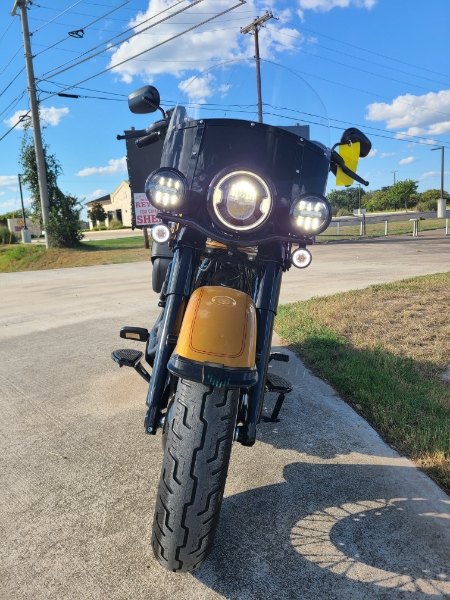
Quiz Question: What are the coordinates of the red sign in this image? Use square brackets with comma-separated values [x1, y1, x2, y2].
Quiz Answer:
[133, 193, 161, 228]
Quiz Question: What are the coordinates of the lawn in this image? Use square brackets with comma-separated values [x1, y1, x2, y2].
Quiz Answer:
[276, 272, 450, 494]
[0, 236, 150, 273]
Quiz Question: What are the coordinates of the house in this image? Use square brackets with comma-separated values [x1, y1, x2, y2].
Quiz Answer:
[85, 180, 132, 229]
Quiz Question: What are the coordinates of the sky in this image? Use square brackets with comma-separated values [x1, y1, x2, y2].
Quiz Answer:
[0, 0, 449, 219]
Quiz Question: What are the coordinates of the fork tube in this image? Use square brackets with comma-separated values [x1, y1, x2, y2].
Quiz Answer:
[243, 258, 283, 445]
[144, 245, 194, 433]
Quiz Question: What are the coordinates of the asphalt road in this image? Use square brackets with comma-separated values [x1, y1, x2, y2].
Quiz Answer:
[1, 237, 450, 599]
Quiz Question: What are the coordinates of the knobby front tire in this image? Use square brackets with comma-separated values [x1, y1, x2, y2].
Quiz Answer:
[152, 380, 239, 572]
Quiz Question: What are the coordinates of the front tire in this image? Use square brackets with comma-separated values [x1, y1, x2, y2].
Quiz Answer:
[152, 380, 239, 572]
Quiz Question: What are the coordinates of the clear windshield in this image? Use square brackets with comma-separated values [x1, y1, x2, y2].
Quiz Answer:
[169, 58, 330, 148]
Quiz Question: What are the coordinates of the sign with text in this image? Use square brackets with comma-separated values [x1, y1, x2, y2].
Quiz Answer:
[133, 193, 161, 227]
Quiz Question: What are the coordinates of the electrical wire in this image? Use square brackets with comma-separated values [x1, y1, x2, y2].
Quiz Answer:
[30, 0, 86, 35]
[0, 111, 30, 143]
[0, 16, 17, 41]
[283, 21, 450, 82]
[0, 67, 26, 98]
[267, 25, 450, 89]
[33, 0, 133, 58]
[36, 0, 209, 81]
[0, 45, 23, 76]
[0, 89, 28, 119]
[37, 0, 245, 98]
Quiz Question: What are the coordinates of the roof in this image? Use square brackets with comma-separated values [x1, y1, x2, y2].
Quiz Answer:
[85, 194, 111, 206]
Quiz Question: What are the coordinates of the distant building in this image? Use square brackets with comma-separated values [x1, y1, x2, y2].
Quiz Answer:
[85, 181, 132, 229]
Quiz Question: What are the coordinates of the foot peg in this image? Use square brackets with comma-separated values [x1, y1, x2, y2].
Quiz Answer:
[262, 372, 293, 423]
[111, 349, 151, 383]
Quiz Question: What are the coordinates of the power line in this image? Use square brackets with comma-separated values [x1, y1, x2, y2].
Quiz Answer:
[38, 1, 245, 101]
[0, 15, 17, 40]
[267, 25, 450, 89]
[259, 32, 450, 124]
[33, 0, 133, 57]
[0, 89, 27, 119]
[284, 21, 450, 82]
[36, 0, 196, 80]
[0, 67, 25, 98]
[31, 0, 84, 34]
[0, 44, 23, 75]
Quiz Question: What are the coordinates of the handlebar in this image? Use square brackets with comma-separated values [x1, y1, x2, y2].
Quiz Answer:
[116, 117, 169, 142]
[135, 130, 164, 148]
[330, 150, 369, 186]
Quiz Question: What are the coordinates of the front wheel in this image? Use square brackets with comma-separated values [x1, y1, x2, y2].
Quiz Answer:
[152, 380, 239, 572]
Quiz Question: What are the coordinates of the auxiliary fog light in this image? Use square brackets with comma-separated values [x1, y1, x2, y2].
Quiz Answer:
[292, 247, 312, 269]
[291, 193, 332, 236]
[151, 224, 171, 244]
[145, 168, 186, 212]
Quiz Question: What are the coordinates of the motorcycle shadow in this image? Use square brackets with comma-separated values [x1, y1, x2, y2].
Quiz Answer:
[192, 421, 450, 599]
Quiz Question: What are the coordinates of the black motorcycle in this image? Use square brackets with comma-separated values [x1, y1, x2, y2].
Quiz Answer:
[112, 59, 371, 572]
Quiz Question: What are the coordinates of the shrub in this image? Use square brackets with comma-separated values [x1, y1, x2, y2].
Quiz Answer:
[336, 208, 352, 217]
[108, 219, 123, 229]
[0, 227, 19, 245]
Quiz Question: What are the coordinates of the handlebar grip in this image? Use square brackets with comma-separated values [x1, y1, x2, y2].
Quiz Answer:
[135, 131, 163, 148]
[116, 129, 147, 141]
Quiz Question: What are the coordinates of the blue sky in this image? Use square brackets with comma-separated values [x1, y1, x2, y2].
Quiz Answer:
[0, 0, 449, 219]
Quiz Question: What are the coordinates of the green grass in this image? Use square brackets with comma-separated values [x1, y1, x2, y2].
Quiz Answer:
[0, 236, 149, 272]
[319, 217, 446, 241]
[276, 273, 450, 494]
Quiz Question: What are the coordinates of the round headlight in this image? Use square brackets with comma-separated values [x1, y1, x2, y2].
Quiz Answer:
[208, 170, 273, 233]
[145, 168, 186, 212]
[290, 193, 332, 235]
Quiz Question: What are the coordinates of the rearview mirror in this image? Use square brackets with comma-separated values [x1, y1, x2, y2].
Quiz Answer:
[128, 85, 161, 114]
[340, 128, 372, 158]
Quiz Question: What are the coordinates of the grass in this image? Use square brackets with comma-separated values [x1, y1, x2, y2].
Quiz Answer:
[276, 272, 450, 494]
[318, 217, 446, 242]
[0, 236, 149, 273]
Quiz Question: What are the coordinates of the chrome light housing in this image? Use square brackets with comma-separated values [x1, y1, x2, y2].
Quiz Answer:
[208, 169, 273, 233]
[290, 193, 332, 235]
[145, 168, 187, 212]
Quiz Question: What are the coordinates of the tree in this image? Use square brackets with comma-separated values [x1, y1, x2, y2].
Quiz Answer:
[19, 128, 83, 247]
[327, 187, 366, 215]
[385, 180, 419, 211]
[87, 202, 107, 226]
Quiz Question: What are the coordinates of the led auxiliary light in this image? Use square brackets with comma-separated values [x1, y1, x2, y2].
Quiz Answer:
[145, 168, 186, 212]
[151, 224, 171, 244]
[292, 247, 312, 269]
[290, 193, 332, 236]
[208, 170, 273, 233]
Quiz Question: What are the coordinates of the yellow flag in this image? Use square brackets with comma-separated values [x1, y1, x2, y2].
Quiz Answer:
[336, 142, 360, 186]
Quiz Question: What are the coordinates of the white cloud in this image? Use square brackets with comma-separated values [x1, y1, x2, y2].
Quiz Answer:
[107, 0, 304, 84]
[179, 73, 215, 102]
[366, 90, 450, 139]
[399, 156, 417, 165]
[365, 148, 377, 158]
[0, 175, 19, 188]
[297, 0, 376, 11]
[0, 191, 5, 196]
[4, 106, 69, 129]
[380, 152, 395, 158]
[86, 189, 109, 200]
[76, 157, 127, 177]
[421, 170, 450, 179]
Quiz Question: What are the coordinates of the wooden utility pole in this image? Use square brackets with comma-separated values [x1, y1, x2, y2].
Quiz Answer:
[241, 13, 274, 124]
[11, 0, 51, 248]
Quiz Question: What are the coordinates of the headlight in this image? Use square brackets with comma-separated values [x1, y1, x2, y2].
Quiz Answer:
[145, 168, 187, 212]
[208, 170, 273, 233]
[290, 193, 332, 235]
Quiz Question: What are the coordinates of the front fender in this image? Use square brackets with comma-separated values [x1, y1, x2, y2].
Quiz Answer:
[167, 286, 258, 388]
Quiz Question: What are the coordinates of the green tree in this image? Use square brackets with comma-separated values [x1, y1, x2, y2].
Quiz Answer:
[327, 187, 366, 215]
[19, 128, 83, 247]
[385, 179, 419, 211]
[87, 201, 107, 226]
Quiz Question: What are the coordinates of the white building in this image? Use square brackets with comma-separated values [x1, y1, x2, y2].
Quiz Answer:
[85, 181, 132, 229]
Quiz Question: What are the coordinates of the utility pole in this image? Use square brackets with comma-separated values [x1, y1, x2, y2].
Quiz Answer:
[241, 13, 274, 124]
[18, 174, 31, 243]
[431, 146, 446, 218]
[391, 170, 397, 185]
[11, 0, 51, 248]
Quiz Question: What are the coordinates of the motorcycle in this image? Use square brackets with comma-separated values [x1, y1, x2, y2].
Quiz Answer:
[112, 59, 371, 573]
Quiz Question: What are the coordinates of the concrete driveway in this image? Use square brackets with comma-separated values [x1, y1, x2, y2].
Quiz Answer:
[1, 237, 449, 599]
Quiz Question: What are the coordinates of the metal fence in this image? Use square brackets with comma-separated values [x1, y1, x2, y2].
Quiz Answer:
[319, 211, 449, 239]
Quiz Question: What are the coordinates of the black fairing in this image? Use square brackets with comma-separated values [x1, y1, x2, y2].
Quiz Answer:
[160, 118, 330, 242]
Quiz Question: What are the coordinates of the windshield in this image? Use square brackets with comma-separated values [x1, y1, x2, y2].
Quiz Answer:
[169, 58, 330, 148]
